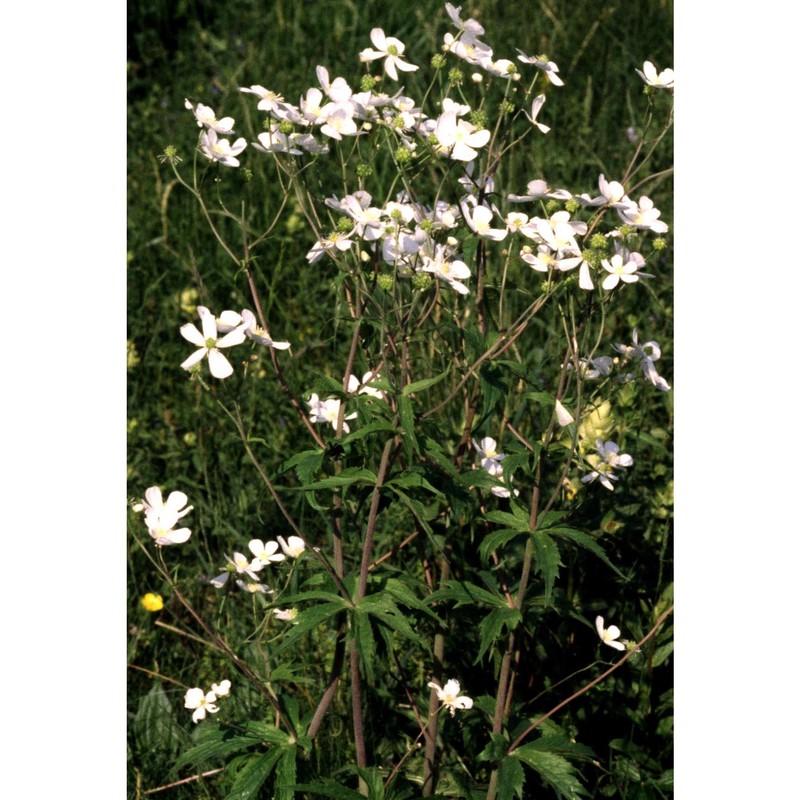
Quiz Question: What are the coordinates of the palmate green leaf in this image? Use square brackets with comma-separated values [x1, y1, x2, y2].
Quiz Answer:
[531, 531, 561, 606]
[387, 487, 436, 537]
[543, 526, 627, 580]
[384, 577, 443, 623]
[242, 721, 292, 747]
[496, 754, 525, 800]
[483, 508, 531, 532]
[274, 744, 297, 800]
[222, 748, 283, 800]
[477, 606, 522, 663]
[513, 746, 590, 799]
[358, 594, 424, 647]
[479, 529, 525, 562]
[273, 601, 347, 656]
[277, 448, 325, 485]
[174, 726, 264, 772]
[428, 579, 506, 609]
[300, 467, 377, 491]
[385, 469, 444, 497]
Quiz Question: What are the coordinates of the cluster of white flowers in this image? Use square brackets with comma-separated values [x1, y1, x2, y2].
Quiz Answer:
[137, 486, 193, 546]
[210, 535, 306, 593]
[180, 306, 290, 380]
[180, 8, 671, 311]
[184, 679, 231, 723]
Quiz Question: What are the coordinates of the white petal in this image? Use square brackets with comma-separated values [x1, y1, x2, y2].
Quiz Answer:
[180, 323, 206, 346]
[180, 348, 207, 371]
[208, 349, 234, 379]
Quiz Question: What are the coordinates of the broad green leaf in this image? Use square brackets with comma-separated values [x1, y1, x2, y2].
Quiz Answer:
[133, 682, 182, 762]
[652, 640, 674, 667]
[341, 420, 395, 445]
[222, 748, 283, 800]
[397, 394, 419, 457]
[353, 608, 377, 682]
[401, 371, 448, 396]
[531, 531, 561, 606]
[300, 468, 377, 491]
[513, 746, 590, 799]
[496, 754, 525, 800]
[477, 607, 522, 663]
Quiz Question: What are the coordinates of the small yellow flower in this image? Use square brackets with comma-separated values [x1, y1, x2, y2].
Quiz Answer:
[141, 593, 164, 612]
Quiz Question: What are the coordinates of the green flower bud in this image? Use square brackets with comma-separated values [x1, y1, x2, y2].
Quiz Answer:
[412, 272, 434, 291]
[589, 233, 608, 250]
[377, 274, 394, 291]
[431, 53, 447, 70]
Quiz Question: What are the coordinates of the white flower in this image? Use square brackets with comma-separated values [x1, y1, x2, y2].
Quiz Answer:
[463, 204, 508, 241]
[524, 94, 550, 134]
[601, 253, 643, 290]
[307, 393, 357, 433]
[596, 616, 626, 651]
[616, 196, 669, 234]
[432, 110, 490, 162]
[240, 309, 290, 349]
[472, 436, 506, 476]
[614, 329, 670, 392]
[421, 245, 472, 295]
[211, 680, 231, 697]
[141, 486, 192, 546]
[273, 607, 299, 622]
[636, 61, 674, 89]
[184, 99, 235, 134]
[198, 129, 248, 167]
[184, 688, 220, 723]
[180, 305, 246, 379]
[581, 439, 633, 491]
[359, 28, 419, 81]
[277, 535, 306, 558]
[515, 49, 564, 86]
[346, 371, 386, 400]
[236, 580, 272, 594]
[248, 539, 286, 567]
[428, 679, 474, 716]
